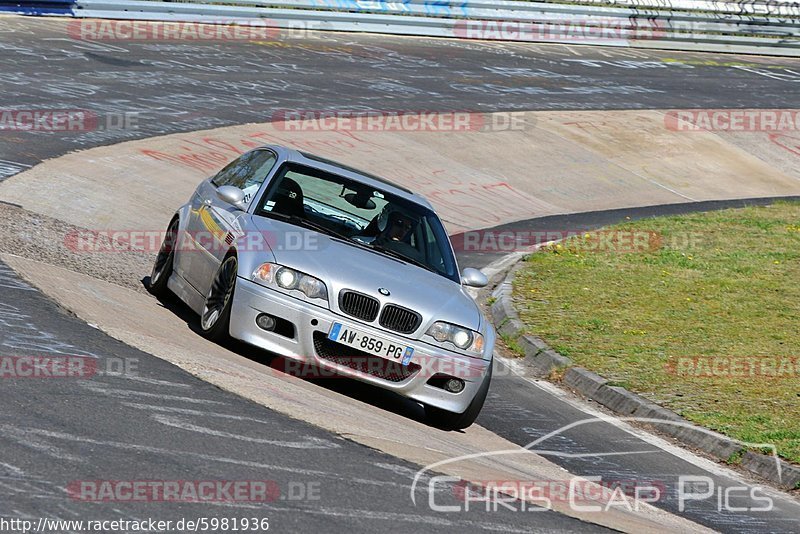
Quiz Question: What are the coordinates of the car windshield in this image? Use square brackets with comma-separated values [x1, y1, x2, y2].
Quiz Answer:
[255, 162, 459, 283]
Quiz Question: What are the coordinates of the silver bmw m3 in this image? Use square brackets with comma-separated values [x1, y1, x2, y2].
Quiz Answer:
[147, 145, 495, 429]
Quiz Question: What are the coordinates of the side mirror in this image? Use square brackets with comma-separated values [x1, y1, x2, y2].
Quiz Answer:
[217, 185, 246, 208]
[461, 267, 488, 288]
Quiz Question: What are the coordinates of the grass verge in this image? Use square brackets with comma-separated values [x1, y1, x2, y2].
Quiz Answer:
[512, 201, 800, 464]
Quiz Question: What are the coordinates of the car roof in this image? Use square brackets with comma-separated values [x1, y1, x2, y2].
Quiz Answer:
[261, 145, 433, 209]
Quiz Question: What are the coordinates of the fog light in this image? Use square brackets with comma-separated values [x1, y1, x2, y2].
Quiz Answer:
[444, 378, 465, 393]
[256, 314, 276, 331]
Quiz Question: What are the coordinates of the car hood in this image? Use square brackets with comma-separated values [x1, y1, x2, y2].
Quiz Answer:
[250, 216, 482, 333]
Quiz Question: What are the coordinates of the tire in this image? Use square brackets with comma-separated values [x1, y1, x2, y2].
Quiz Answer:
[199, 255, 238, 342]
[425, 362, 493, 431]
[146, 218, 179, 297]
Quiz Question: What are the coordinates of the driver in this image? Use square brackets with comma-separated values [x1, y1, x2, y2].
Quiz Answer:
[374, 209, 424, 263]
[384, 212, 414, 242]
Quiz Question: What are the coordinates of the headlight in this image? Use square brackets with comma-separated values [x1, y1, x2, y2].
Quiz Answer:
[426, 321, 484, 354]
[276, 267, 298, 289]
[298, 275, 327, 300]
[252, 263, 328, 301]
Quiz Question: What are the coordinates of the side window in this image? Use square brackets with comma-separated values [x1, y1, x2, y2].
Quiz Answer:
[211, 150, 277, 204]
[421, 217, 447, 273]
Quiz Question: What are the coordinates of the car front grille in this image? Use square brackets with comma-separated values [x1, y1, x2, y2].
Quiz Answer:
[312, 332, 420, 383]
[338, 290, 380, 322]
[379, 304, 422, 334]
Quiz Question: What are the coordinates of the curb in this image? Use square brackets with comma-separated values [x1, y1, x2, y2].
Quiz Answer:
[489, 265, 800, 491]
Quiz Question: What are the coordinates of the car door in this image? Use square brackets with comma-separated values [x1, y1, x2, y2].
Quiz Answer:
[179, 149, 277, 295]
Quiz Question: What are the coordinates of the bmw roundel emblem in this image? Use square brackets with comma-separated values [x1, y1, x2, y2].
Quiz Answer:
[378, 288, 390, 296]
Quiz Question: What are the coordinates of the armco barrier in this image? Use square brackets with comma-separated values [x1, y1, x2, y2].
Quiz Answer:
[2, 0, 799, 56]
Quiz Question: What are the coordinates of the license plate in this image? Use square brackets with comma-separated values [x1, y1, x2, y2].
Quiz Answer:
[328, 323, 414, 366]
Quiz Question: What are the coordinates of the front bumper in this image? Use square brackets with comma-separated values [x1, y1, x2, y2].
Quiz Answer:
[230, 277, 491, 413]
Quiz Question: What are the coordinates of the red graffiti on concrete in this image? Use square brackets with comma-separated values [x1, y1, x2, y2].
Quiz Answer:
[427, 182, 539, 228]
[769, 132, 800, 157]
[139, 130, 388, 173]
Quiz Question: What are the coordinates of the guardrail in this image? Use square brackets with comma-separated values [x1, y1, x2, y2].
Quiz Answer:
[3, 0, 800, 56]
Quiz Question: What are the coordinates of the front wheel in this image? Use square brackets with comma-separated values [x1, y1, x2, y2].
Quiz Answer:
[425, 362, 492, 431]
[200, 255, 238, 341]
[147, 218, 179, 297]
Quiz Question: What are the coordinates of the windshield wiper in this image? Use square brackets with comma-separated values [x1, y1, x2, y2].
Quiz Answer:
[363, 242, 438, 274]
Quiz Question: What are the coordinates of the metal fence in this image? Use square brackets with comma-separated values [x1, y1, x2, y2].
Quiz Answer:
[3, 0, 800, 55]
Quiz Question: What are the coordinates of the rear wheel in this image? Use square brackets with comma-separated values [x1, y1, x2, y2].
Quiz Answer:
[425, 363, 492, 431]
[200, 255, 238, 341]
[146, 218, 178, 297]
